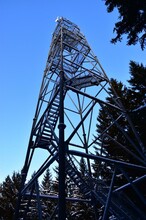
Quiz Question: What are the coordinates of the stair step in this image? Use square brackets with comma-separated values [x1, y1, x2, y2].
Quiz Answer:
[43, 127, 50, 132]
[53, 100, 59, 105]
[42, 130, 51, 135]
[52, 102, 59, 107]
[43, 127, 51, 132]
[49, 108, 59, 113]
[51, 106, 58, 111]
[48, 145, 57, 154]
[42, 135, 52, 140]
[41, 136, 51, 141]
[49, 117, 56, 123]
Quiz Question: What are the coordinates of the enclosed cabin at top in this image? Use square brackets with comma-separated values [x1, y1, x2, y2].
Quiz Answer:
[47, 17, 105, 90]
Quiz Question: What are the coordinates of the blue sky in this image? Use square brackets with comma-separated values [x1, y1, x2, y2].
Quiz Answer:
[0, 0, 145, 182]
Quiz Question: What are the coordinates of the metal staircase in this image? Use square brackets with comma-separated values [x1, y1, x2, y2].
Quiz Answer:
[15, 17, 146, 219]
[35, 92, 60, 149]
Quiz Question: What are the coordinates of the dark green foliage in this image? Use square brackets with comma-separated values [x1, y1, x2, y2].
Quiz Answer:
[41, 168, 52, 193]
[128, 61, 146, 148]
[52, 166, 59, 194]
[128, 61, 146, 104]
[0, 172, 21, 220]
[93, 61, 146, 216]
[70, 201, 95, 220]
[79, 157, 87, 177]
[94, 60, 146, 183]
[41, 169, 57, 219]
[104, 0, 146, 49]
[70, 157, 95, 219]
[96, 78, 138, 163]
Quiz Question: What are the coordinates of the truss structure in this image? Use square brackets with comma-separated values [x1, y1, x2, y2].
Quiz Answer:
[15, 17, 146, 220]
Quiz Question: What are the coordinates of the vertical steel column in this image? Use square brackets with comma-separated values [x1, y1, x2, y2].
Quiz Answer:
[35, 180, 42, 220]
[58, 25, 66, 220]
[102, 167, 116, 220]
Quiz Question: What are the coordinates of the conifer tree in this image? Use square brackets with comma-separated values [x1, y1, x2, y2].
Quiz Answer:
[41, 168, 52, 193]
[70, 157, 95, 219]
[128, 61, 146, 104]
[93, 61, 146, 196]
[79, 157, 87, 178]
[52, 165, 59, 196]
[0, 172, 21, 220]
[128, 61, 146, 149]
[95, 78, 137, 163]
[41, 168, 55, 219]
[104, 0, 146, 49]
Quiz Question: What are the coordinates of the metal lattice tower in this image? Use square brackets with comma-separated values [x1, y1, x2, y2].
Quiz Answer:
[15, 17, 146, 220]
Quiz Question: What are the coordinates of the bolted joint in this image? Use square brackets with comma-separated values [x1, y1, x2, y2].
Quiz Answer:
[58, 123, 66, 129]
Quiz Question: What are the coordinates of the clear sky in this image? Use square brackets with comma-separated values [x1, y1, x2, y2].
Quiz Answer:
[0, 0, 145, 182]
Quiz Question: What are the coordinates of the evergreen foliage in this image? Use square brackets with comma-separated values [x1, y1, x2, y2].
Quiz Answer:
[0, 172, 21, 220]
[96, 78, 138, 163]
[41, 168, 52, 193]
[69, 157, 95, 219]
[104, 0, 146, 49]
[41, 168, 57, 219]
[128, 61, 146, 104]
[79, 157, 87, 177]
[128, 61, 146, 149]
[95, 62, 146, 168]
[94, 61, 146, 202]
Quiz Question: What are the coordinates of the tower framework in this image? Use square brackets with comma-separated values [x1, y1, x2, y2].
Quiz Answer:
[15, 17, 146, 219]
